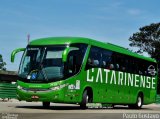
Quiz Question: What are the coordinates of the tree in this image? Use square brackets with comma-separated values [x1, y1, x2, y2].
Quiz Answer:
[129, 22, 160, 60]
[129, 22, 160, 94]
[0, 54, 6, 71]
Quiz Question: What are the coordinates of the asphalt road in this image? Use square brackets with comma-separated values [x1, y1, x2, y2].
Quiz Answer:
[0, 100, 160, 119]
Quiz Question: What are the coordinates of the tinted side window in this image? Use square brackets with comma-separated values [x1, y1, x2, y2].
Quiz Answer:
[113, 53, 125, 71]
[85, 46, 157, 77]
[101, 49, 113, 69]
[86, 46, 101, 69]
[64, 44, 87, 77]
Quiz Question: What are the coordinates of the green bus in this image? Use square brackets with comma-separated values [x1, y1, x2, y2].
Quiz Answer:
[11, 37, 157, 109]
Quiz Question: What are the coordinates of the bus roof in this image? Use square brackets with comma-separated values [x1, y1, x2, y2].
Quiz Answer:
[29, 37, 156, 62]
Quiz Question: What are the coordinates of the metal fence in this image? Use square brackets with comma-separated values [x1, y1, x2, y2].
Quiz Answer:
[0, 82, 17, 100]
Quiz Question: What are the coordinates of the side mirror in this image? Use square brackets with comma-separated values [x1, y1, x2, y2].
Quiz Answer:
[11, 48, 25, 63]
[62, 47, 79, 62]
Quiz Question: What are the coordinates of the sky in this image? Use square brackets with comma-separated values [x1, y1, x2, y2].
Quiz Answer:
[0, 0, 160, 71]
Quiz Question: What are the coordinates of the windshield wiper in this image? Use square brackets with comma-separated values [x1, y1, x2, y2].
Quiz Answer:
[38, 47, 48, 81]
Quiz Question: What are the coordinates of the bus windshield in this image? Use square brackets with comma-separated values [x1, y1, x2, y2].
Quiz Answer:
[18, 44, 87, 82]
[19, 46, 66, 82]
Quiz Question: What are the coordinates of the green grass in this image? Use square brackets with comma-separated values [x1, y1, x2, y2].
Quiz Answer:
[156, 95, 160, 104]
[0, 83, 17, 99]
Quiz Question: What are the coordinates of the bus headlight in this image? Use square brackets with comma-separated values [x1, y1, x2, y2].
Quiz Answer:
[50, 86, 60, 91]
[17, 85, 23, 90]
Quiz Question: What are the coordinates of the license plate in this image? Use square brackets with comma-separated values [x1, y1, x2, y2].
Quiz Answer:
[31, 95, 39, 99]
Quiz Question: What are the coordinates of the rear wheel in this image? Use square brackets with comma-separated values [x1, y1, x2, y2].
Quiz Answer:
[136, 95, 143, 109]
[129, 94, 143, 109]
[80, 90, 89, 109]
[42, 102, 50, 108]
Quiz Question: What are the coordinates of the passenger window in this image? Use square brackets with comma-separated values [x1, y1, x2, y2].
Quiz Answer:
[85, 46, 157, 77]
[102, 50, 113, 69]
[86, 46, 101, 69]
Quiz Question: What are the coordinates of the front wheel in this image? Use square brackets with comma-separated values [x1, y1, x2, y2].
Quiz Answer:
[80, 90, 89, 109]
[42, 102, 50, 108]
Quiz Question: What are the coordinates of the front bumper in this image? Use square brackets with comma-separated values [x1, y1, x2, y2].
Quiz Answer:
[17, 88, 63, 102]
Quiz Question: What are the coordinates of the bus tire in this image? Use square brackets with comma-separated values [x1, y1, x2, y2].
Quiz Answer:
[135, 94, 143, 109]
[129, 94, 143, 109]
[42, 102, 50, 108]
[80, 90, 88, 109]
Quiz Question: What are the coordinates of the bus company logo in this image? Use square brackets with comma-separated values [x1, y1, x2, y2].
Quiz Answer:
[87, 68, 156, 89]
[148, 65, 156, 76]
[31, 73, 37, 79]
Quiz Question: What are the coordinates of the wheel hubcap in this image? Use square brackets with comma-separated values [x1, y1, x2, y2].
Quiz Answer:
[86, 95, 89, 103]
[138, 97, 142, 107]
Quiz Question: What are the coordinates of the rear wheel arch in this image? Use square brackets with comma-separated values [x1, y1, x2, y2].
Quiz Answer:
[136, 91, 144, 104]
[136, 92, 144, 109]
[138, 92, 144, 99]
[129, 91, 144, 109]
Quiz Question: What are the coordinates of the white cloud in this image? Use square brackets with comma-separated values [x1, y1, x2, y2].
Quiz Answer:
[99, 1, 124, 11]
[110, 1, 124, 8]
[127, 9, 142, 16]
